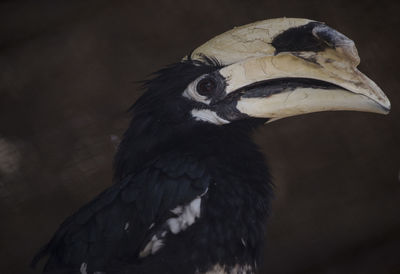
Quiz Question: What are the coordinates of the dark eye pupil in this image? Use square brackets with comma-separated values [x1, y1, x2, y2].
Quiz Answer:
[197, 78, 216, 96]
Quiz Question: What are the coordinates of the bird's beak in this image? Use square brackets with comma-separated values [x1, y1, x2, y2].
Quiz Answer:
[189, 18, 390, 121]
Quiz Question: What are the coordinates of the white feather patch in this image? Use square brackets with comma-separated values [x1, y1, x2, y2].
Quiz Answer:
[139, 197, 203, 258]
[80, 262, 87, 274]
[167, 197, 202, 234]
[199, 264, 253, 274]
[139, 235, 164, 258]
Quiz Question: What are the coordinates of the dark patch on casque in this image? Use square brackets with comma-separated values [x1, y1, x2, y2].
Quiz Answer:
[241, 77, 346, 98]
[272, 22, 334, 54]
[324, 58, 335, 64]
[291, 52, 320, 65]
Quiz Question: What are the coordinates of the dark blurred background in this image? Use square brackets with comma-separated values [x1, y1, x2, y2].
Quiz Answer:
[0, 0, 399, 273]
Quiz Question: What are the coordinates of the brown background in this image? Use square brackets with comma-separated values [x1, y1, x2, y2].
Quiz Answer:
[0, 0, 399, 273]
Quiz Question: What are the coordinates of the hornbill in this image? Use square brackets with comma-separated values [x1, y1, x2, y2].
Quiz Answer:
[32, 18, 390, 274]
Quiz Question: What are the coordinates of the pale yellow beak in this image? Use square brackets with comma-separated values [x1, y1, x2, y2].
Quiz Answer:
[187, 18, 390, 121]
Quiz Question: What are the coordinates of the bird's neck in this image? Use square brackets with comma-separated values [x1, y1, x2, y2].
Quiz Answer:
[195, 126, 272, 272]
[114, 117, 267, 179]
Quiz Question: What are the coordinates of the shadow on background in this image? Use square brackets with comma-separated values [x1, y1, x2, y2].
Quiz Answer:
[0, 0, 399, 273]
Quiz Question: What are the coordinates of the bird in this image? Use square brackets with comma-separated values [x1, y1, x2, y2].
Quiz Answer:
[32, 18, 390, 274]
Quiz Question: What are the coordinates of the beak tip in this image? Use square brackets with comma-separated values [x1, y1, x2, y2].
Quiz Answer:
[379, 98, 391, 115]
[372, 101, 390, 115]
[382, 106, 391, 115]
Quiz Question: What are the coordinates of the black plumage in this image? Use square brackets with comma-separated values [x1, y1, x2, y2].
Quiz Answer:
[33, 59, 273, 274]
[32, 18, 390, 274]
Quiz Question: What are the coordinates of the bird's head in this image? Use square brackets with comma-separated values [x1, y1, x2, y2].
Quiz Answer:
[132, 18, 390, 130]
[116, 18, 391, 179]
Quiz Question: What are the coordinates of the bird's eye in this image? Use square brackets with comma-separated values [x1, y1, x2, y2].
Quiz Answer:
[196, 77, 217, 96]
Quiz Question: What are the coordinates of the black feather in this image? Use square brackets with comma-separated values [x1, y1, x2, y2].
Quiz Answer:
[33, 59, 273, 274]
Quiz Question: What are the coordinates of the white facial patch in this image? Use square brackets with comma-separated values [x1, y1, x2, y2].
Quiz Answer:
[182, 75, 212, 105]
[191, 109, 229, 125]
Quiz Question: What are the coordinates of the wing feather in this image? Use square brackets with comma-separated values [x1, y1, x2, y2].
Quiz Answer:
[32, 152, 210, 273]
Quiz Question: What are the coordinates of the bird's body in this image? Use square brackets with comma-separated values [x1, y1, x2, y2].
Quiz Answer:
[33, 18, 390, 274]
[33, 61, 272, 274]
